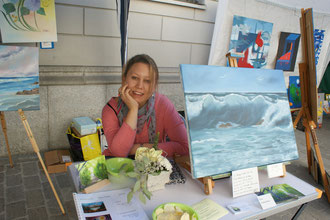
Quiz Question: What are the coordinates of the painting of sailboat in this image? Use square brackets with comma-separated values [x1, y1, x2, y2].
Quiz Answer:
[0, 45, 39, 111]
[180, 65, 298, 179]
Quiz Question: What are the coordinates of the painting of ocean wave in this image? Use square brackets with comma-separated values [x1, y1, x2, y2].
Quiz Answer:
[0, 46, 39, 111]
[180, 65, 298, 179]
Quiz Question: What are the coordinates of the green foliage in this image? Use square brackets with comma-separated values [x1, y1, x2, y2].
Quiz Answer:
[37, 7, 45, 15]
[152, 132, 160, 150]
[94, 162, 107, 179]
[80, 168, 92, 186]
[20, 6, 30, 16]
[3, 3, 16, 14]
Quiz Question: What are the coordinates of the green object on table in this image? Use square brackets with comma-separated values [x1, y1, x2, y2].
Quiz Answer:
[105, 157, 134, 177]
[152, 202, 199, 220]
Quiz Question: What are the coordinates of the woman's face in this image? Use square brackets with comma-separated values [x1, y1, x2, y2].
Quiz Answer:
[124, 62, 155, 108]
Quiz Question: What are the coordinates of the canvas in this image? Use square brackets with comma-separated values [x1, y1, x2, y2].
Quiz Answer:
[180, 64, 298, 178]
[0, 45, 40, 111]
[288, 76, 302, 109]
[314, 29, 325, 66]
[229, 15, 273, 68]
[0, 0, 57, 43]
[275, 32, 301, 71]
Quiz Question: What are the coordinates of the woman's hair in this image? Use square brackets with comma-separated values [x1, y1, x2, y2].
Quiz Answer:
[122, 54, 159, 91]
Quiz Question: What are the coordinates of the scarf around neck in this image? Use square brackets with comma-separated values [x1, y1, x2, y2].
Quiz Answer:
[117, 93, 156, 143]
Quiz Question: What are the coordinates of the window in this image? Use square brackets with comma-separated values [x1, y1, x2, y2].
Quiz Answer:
[150, 0, 207, 10]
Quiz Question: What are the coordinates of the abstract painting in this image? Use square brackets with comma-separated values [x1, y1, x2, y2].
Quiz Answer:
[314, 29, 325, 66]
[288, 76, 301, 109]
[275, 32, 301, 71]
[0, 45, 40, 111]
[0, 0, 57, 43]
[180, 64, 298, 178]
[229, 15, 273, 68]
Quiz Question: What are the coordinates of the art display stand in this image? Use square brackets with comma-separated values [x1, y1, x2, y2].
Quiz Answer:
[0, 109, 66, 214]
[0, 112, 13, 167]
[292, 8, 330, 203]
[174, 155, 214, 194]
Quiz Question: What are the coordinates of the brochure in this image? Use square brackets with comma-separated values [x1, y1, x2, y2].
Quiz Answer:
[73, 188, 148, 220]
[255, 183, 304, 204]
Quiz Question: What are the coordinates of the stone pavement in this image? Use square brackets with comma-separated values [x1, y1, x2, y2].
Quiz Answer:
[0, 115, 329, 220]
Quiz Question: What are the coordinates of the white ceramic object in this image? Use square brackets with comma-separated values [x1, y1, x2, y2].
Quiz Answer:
[147, 171, 171, 192]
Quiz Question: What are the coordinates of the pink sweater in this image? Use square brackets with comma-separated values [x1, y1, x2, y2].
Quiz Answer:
[102, 93, 189, 157]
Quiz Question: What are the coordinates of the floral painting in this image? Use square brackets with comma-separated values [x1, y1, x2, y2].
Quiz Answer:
[0, 0, 57, 43]
[0, 45, 40, 111]
[180, 64, 298, 178]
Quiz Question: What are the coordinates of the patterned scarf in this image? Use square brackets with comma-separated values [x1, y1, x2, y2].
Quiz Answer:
[117, 93, 156, 143]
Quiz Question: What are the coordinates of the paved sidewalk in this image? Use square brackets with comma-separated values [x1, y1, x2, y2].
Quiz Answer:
[0, 115, 329, 220]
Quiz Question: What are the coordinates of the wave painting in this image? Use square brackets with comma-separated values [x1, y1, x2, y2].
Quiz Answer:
[180, 65, 299, 179]
[0, 46, 40, 111]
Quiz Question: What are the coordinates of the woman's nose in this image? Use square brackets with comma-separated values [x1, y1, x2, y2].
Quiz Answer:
[136, 79, 143, 88]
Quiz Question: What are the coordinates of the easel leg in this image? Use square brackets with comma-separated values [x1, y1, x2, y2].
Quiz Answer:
[303, 119, 312, 174]
[293, 109, 303, 129]
[0, 112, 13, 167]
[18, 109, 66, 214]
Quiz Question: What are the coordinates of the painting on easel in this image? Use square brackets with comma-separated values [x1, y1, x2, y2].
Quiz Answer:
[0, 45, 40, 111]
[180, 65, 299, 179]
[229, 15, 273, 68]
[288, 76, 302, 109]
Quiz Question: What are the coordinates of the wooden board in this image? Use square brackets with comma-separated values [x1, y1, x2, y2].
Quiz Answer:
[304, 9, 318, 126]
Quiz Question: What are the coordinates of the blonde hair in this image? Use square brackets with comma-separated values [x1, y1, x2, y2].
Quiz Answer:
[122, 54, 159, 92]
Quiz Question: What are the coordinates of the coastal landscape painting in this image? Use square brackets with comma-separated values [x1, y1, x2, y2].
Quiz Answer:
[180, 65, 299, 178]
[0, 45, 40, 111]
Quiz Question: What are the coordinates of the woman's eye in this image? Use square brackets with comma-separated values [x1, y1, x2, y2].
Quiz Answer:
[132, 76, 137, 80]
[144, 80, 151, 84]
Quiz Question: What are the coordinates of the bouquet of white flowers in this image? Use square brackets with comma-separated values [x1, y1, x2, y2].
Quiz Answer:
[126, 146, 172, 204]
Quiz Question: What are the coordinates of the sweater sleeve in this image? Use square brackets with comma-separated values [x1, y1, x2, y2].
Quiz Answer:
[157, 95, 189, 157]
[101, 99, 136, 157]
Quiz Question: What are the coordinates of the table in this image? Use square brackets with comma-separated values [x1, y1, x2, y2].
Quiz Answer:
[68, 165, 321, 219]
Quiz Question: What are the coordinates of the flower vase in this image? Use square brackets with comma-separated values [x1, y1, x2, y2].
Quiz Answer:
[147, 171, 171, 192]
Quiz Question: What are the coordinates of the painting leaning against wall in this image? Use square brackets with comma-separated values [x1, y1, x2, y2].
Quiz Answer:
[0, 45, 40, 111]
[0, 0, 57, 43]
[180, 64, 299, 179]
[229, 15, 273, 69]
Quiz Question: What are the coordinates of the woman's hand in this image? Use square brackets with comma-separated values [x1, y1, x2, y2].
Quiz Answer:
[119, 84, 139, 111]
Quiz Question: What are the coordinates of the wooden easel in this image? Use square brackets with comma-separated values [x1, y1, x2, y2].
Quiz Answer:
[1, 110, 66, 214]
[293, 8, 330, 202]
[174, 155, 214, 194]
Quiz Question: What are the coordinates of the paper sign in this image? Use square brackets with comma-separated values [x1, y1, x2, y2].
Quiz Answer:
[257, 194, 277, 209]
[192, 198, 228, 220]
[232, 167, 260, 198]
[267, 163, 284, 178]
[62, 155, 72, 163]
[40, 42, 54, 49]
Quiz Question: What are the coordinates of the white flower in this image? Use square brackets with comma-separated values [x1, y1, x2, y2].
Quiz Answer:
[159, 157, 172, 172]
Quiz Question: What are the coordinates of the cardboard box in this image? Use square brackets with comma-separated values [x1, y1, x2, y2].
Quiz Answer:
[72, 117, 97, 136]
[44, 150, 73, 173]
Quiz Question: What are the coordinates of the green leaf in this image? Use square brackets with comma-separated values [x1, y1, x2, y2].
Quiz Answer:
[139, 191, 146, 204]
[3, 3, 16, 14]
[37, 7, 45, 15]
[126, 172, 138, 178]
[133, 180, 141, 193]
[142, 184, 152, 200]
[20, 6, 30, 16]
[127, 191, 133, 203]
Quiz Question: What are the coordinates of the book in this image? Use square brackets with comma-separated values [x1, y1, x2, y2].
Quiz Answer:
[73, 188, 148, 220]
[255, 183, 304, 204]
[75, 155, 108, 191]
[192, 198, 228, 220]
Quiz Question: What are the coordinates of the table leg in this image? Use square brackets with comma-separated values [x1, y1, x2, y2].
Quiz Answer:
[291, 203, 307, 220]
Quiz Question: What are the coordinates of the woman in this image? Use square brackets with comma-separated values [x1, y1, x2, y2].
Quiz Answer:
[102, 54, 189, 157]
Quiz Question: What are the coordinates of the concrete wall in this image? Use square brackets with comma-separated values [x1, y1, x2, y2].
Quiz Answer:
[209, 0, 330, 87]
[0, 0, 218, 156]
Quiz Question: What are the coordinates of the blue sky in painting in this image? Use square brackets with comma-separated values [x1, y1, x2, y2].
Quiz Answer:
[180, 64, 286, 93]
[0, 46, 38, 77]
[233, 15, 273, 34]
